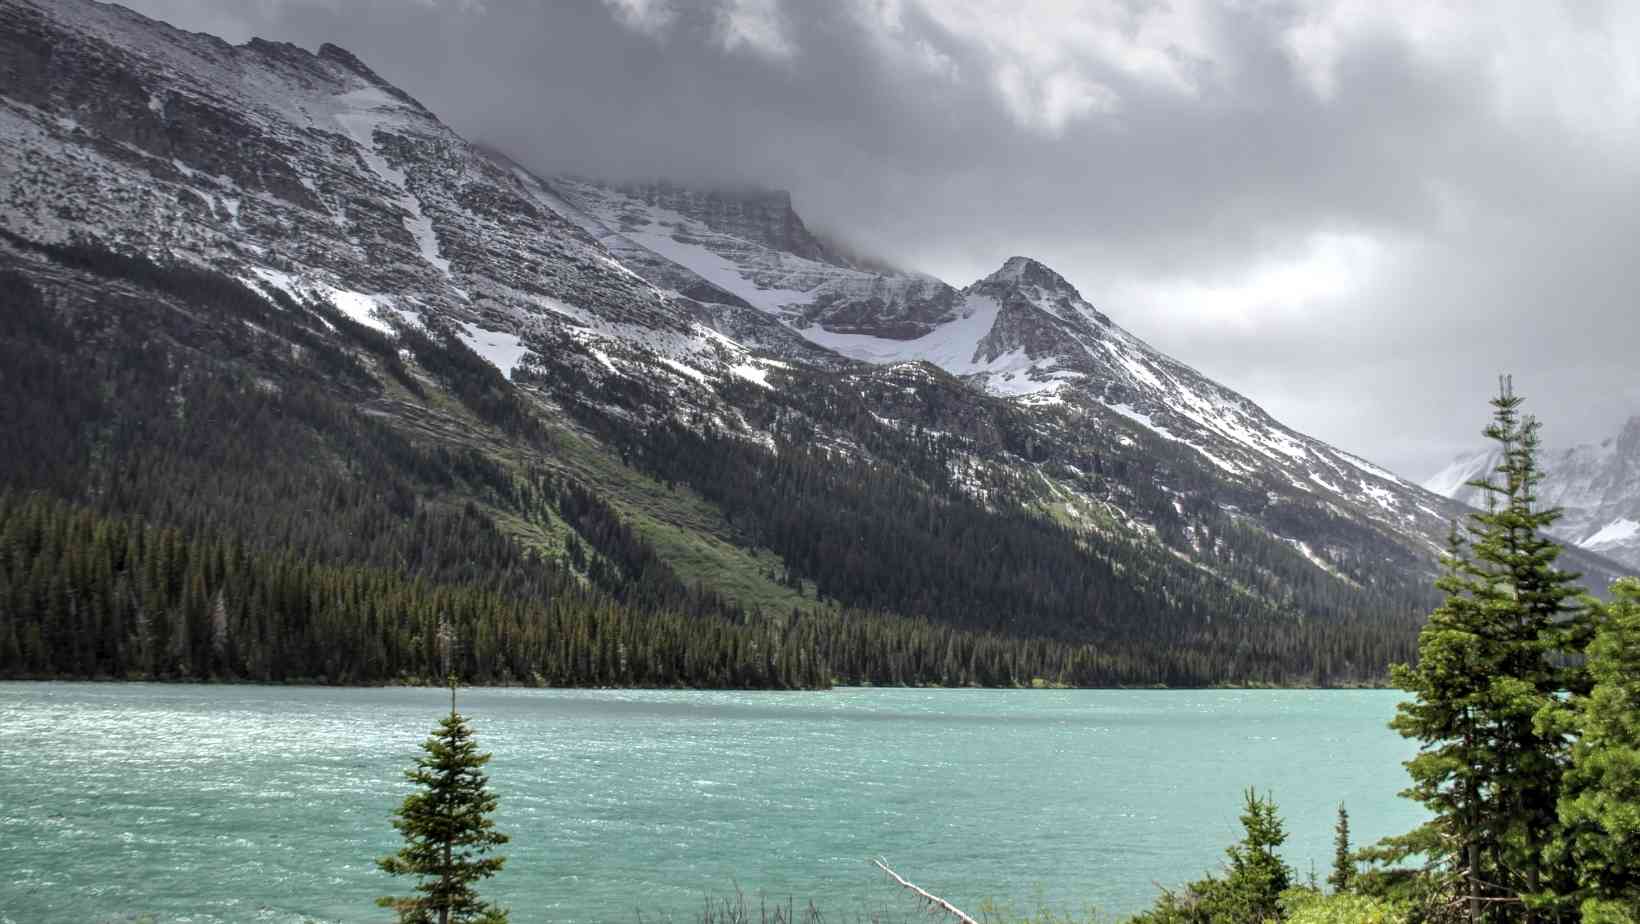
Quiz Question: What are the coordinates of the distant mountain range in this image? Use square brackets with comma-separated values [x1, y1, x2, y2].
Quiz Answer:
[0, 0, 1628, 684]
[1424, 417, 1640, 570]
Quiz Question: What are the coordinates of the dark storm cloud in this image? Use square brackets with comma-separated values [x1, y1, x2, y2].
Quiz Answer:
[123, 0, 1640, 479]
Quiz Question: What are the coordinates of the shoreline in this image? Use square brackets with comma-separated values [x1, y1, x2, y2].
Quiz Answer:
[0, 676, 1398, 692]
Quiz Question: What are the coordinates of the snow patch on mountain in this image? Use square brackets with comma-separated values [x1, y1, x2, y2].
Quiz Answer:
[456, 323, 530, 378]
[799, 295, 988, 362]
[658, 357, 711, 385]
[245, 266, 302, 304]
[330, 89, 410, 169]
[549, 180, 819, 312]
[1338, 452, 1400, 483]
[1102, 401, 1244, 475]
[633, 219, 813, 312]
[1422, 449, 1496, 499]
[331, 87, 451, 277]
[327, 288, 393, 333]
[1585, 518, 1639, 549]
[729, 362, 774, 388]
[548, 178, 955, 333]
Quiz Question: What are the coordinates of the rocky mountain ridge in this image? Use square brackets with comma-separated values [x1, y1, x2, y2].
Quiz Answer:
[543, 177, 1479, 568]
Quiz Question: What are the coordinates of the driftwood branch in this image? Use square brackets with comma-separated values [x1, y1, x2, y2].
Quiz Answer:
[872, 858, 979, 924]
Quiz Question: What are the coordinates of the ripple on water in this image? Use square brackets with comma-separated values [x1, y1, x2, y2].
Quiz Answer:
[0, 683, 1422, 923]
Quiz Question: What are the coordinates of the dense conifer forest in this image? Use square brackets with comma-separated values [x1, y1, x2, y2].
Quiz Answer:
[0, 234, 1429, 687]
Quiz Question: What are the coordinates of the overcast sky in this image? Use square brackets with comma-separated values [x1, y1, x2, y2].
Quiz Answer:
[123, 0, 1640, 480]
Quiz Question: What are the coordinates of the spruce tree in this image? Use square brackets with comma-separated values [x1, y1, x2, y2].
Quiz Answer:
[378, 676, 510, 924]
[1388, 378, 1585, 922]
[1328, 802, 1352, 894]
[1127, 789, 1294, 924]
[1215, 788, 1293, 924]
[1549, 579, 1640, 921]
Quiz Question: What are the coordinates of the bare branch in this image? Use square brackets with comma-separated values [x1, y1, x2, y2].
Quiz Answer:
[871, 858, 978, 924]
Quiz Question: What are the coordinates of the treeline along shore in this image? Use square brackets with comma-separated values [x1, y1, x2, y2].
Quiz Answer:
[0, 491, 1387, 690]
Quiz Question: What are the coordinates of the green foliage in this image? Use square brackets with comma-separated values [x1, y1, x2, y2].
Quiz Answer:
[378, 703, 509, 923]
[972, 897, 1108, 923]
[1279, 888, 1408, 924]
[1218, 790, 1294, 923]
[1387, 379, 1588, 921]
[1327, 804, 1352, 894]
[1549, 579, 1640, 914]
[1578, 900, 1639, 924]
[1127, 789, 1292, 924]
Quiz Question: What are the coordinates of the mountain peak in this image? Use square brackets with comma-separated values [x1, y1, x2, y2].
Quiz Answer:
[317, 42, 376, 75]
[981, 256, 1078, 294]
[1617, 414, 1640, 454]
[317, 42, 431, 113]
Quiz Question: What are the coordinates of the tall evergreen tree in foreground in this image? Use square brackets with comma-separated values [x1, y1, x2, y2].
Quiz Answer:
[378, 674, 510, 924]
[1387, 378, 1586, 923]
[1548, 578, 1640, 923]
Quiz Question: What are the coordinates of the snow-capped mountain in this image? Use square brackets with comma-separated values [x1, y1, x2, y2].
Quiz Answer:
[2, 0, 1626, 642]
[547, 178, 1462, 553]
[0, 0, 797, 390]
[1424, 417, 1640, 569]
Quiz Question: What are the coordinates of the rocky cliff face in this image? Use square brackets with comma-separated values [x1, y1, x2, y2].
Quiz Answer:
[1425, 417, 1640, 569]
[548, 177, 965, 338]
[612, 182, 846, 267]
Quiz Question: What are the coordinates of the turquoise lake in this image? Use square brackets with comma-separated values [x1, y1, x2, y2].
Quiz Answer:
[0, 684, 1423, 923]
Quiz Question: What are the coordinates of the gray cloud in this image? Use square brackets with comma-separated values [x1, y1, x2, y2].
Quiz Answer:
[122, 0, 1640, 479]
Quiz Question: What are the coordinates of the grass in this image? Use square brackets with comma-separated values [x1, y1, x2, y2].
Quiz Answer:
[367, 364, 825, 617]
[653, 885, 1113, 924]
[540, 422, 825, 616]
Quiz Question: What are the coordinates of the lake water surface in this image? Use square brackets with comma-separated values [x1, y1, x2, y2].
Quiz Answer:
[0, 683, 1423, 923]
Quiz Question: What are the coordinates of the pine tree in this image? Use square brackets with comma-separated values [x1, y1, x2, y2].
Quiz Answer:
[1329, 802, 1352, 894]
[209, 588, 231, 676]
[1549, 579, 1640, 922]
[1388, 522, 1499, 920]
[1213, 788, 1293, 924]
[377, 677, 510, 924]
[1126, 789, 1293, 924]
[1388, 378, 1586, 922]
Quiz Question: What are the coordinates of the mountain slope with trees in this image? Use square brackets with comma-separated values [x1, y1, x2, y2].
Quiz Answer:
[0, 0, 1627, 688]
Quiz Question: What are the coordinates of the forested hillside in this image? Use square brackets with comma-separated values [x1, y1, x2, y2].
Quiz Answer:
[0, 237, 1420, 686]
